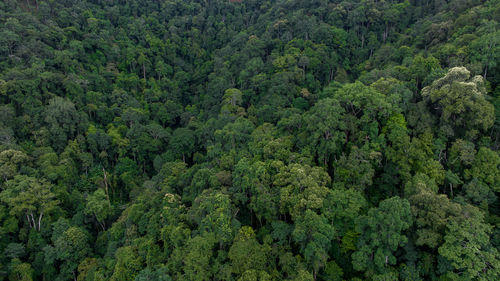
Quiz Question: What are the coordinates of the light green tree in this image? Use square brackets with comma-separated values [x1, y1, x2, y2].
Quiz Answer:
[85, 189, 112, 231]
[421, 67, 495, 138]
[438, 206, 500, 280]
[0, 175, 59, 231]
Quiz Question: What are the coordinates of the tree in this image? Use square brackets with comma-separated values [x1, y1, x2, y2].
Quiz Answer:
[85, 189, 112, 231]
[447, 139, 476, 173]
[352, 197, 412, 275]
[237, 270, 272, 281]
[0, 18, 22, 56]
[4, 243, 25, 259]
[303, 98, 345, 166]
[228, 226, 270, 276]
[274, 163, 330, 219]
[384, 113, 412, 182]
[110, 246, 143, 281]
[334, 145, 379, 192]
[134, 267, 172, 281]
[406, 174, 462, 248]
[8, 259, 34, 281]
[188, 189, 237, 245]
[169, 128, 195, 162]
[322, 187, 367, 237]
[438, 206, 500, 280]
[137, 52, 151, 80]
[44, 97, 84, 151]
[333, 81, 395, 143]
[231, 158, 281, 224]
[0, 175, 59, 231]
[215, 117, 255, 152]
[220, 88, 245, 120]
[184, 168, 218, 203]
[470, 20, 500, 79]
[45, 224, 91, 281]
[465, 147, 500, 192]
[409, 55, 441, 90]
[0, 104, 16, 147]
[0, 149, 29, 182]
[421, 67, 495, 138]
[290, 269, 314, 281]
[320, 261, 343, 281]
[181, 233, 216, 281]
[370, 77, 413, 112]
[292, 210, 335, 280]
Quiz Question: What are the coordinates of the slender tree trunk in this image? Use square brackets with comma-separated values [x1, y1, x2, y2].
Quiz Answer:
[102, 168, 111, 204]
[383, 22, 390, 43]
[30, 212, 36, 230]
[98, 219, 106, 232]
[26, 213, 33, 228]
[38, 212, 43, 231]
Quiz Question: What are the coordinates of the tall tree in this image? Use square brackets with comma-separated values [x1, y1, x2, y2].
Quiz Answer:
[0, 175, 59, 231]
[352, 197, 412, 276]
[421, 67, 495, 139]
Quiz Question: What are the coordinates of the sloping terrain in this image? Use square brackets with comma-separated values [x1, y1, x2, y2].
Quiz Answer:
[0, 0, 499, 280]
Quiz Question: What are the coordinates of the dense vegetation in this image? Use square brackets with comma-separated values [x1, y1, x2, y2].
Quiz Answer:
[1, 0, 500, 280]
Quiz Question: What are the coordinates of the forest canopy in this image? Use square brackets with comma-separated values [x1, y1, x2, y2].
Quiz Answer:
[1, 0, 500, 280]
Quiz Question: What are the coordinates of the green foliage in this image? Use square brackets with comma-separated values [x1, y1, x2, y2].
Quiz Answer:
[422, 67, 495, 138]
[303, 98, 345, 166]
[465, 147, 500, 192]
[229, 226, 270, 276]
[181, 233, 216, 281]
[323, 187, 367, 237]
[352, 197, 412, 275]
[274, 163, 330, 219]
[110, 246, 143, 281]
[438, 207, 500, 280]
[188, 189, 237, 245]
[292, 210, 335, 278]
[0, 0, 499, 280]
[45, 224, 91, 281]
[0, 175, 59, 231]
[85, 189, 112, 231]
[0, 149, 29, 181]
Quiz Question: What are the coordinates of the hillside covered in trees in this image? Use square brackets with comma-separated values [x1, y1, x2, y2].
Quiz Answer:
[1, 0, 500, 280]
